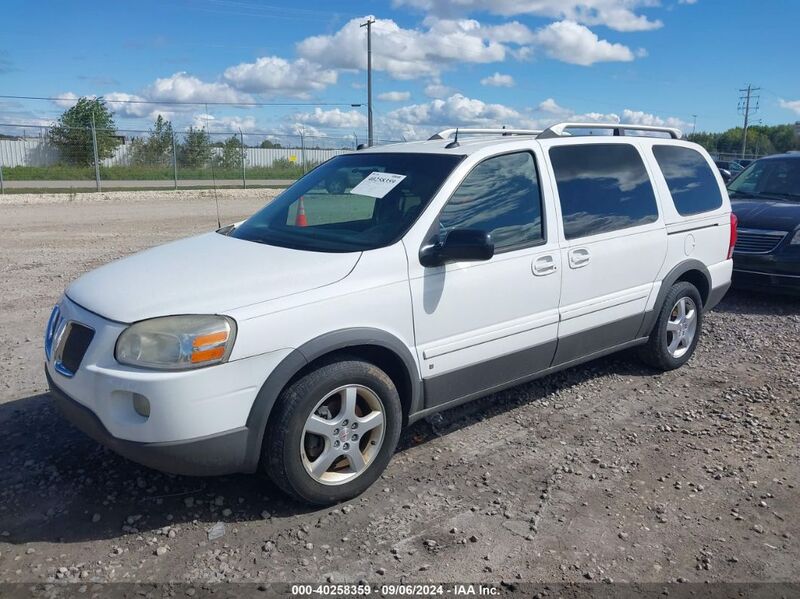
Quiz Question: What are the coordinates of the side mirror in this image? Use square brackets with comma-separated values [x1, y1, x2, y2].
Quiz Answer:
[419, 228, 495, 267]
[719, 168, 732, 183]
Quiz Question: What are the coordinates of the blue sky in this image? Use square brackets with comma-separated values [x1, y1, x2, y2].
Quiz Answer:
[1, 0, 798, 142]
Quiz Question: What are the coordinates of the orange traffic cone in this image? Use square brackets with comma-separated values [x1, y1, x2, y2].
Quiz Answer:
[295, 196, 308, 227]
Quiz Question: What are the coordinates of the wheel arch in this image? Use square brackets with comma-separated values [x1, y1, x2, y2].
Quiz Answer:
[637, 260, 711, 338]
[241, 328, 422, 472]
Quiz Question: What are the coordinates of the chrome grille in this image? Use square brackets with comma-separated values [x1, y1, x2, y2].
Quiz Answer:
[734, 228, 787, 254]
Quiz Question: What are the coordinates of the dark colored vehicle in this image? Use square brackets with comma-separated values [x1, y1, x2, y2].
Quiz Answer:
[715, 159, 744, 183]
[728, 153, 800, 294]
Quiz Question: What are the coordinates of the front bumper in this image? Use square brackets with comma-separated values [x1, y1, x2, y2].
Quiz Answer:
[48, 369, 251, 476]
[732, 252, 800, 294]
[732, 268, 800, 294]
[44, 296, 295, 475]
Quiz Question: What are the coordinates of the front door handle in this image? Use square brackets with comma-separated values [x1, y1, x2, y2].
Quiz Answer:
[532, 254, 558, 276]
[568, 248, 591, 268]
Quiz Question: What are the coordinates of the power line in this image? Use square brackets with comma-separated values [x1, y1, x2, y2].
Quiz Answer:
[0, 94, 363, 108]
[738, 84, 760, 159]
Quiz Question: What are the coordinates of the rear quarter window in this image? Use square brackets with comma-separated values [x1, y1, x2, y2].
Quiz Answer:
[549, 143, 659, 240]
[653, 145, 723, 216]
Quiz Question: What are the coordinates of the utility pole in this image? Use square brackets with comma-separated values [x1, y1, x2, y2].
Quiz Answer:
[360, 17, 375, 147]
[738, 84, 760, 159]
[691, 114, 697, 136]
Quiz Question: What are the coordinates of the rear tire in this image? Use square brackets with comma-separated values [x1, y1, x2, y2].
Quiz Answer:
[263, 359, 402, 505]
[638, 282, 703, 371]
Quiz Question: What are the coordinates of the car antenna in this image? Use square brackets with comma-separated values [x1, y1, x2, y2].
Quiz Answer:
[445, 128, 460, 149]
[205, 104, 222, 229]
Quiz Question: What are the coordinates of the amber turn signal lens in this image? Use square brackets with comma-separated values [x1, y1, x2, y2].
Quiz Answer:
[191, 346, 226, 363]
[191, 329, 229, 363]
[192, 330, 228, 348]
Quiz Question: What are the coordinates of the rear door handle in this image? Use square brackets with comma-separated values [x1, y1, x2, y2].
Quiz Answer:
[532, 254, 558, 276]
[568, 248, 591, 268]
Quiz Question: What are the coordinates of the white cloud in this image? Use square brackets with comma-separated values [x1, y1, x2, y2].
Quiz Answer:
[779, 99, 800, 115]
[223, 56, 337, 97]
[533, 20, 635, 65]
[383, 93, 521, 139]
[621, 108, 687, 130]
[80, 73, 252, 126]
[146, 72, 251, 104]
[393, 0, 663, 32]
[537, 97, 570, 115]
[377, 94, 687, 140]
[378, 91, 412, 102]
[52, 92, 84, 108]
[281, 122, 326, 138]
[104, 92, 167, 119]
[297, 16, 513, 80]
[424, 82, 457, 98]
[480, 72, 515, 87]
[293, 107, 367, 129]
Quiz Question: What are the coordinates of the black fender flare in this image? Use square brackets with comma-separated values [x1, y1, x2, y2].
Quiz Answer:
[637, 259, 712, 339]
[241, 328, 422, 472]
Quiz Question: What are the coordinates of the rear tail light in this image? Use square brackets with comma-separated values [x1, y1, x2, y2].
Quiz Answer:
[728, 212, 738, 259]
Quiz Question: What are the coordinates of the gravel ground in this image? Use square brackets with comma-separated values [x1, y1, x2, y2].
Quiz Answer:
[0, 190, 798, 585]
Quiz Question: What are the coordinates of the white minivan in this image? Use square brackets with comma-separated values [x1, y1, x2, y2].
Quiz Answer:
[45, 123, 735, 505]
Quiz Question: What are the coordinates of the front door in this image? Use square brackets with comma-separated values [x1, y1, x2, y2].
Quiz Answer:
[406, 148, 563, 409]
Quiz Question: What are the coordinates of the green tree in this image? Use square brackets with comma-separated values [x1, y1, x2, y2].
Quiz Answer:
[688, 122, 800, 158]
[216, 135, 244, 169]
[259, 139, 283, 149]
[130, 115, 174, 166]
[48, 97, 121, 166]
[178, 126, 212, 167]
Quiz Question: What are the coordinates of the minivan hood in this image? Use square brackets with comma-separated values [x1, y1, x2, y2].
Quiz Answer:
[66, 232, 360, 323]
[731, 195, 800, 232]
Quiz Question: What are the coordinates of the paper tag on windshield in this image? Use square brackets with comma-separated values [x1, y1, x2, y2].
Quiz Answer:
[350, 172, 406, 198]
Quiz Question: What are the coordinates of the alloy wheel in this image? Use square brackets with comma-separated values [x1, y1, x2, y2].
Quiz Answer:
[300, 385, 386, 485]
[666, 296, 697, 359]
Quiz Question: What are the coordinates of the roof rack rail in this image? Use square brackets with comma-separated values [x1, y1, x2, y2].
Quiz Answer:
[428, 127, 543, 140]
[537, 122, 683, 140]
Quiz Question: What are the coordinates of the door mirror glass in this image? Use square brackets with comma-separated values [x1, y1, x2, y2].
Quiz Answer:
[420, 229, 494, 267]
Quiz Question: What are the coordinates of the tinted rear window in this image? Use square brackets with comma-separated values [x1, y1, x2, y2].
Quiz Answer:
[549, 144, 659, 240]
[653, 145, 723, 215]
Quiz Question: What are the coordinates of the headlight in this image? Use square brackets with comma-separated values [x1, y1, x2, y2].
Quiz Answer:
[791, 229, 800, 245]
[115, 315, 236, 370]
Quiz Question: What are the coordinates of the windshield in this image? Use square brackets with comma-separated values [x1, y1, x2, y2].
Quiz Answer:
[728, 157, 800, 200]
[230, 152, 463, 252]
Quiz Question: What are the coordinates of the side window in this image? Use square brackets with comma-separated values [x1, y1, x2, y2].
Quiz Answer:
[439, 151, 544, 252]
[653, 145, 723, 216]
[549, 143, 659, 240]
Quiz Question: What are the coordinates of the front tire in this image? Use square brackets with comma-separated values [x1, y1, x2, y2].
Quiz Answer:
[263, 359, 402, 505]
[638, 282, 703, 371]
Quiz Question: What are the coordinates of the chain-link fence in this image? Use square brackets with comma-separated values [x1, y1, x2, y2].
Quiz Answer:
[0, 123, 401, 193]
[712, 151, 765, 163]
